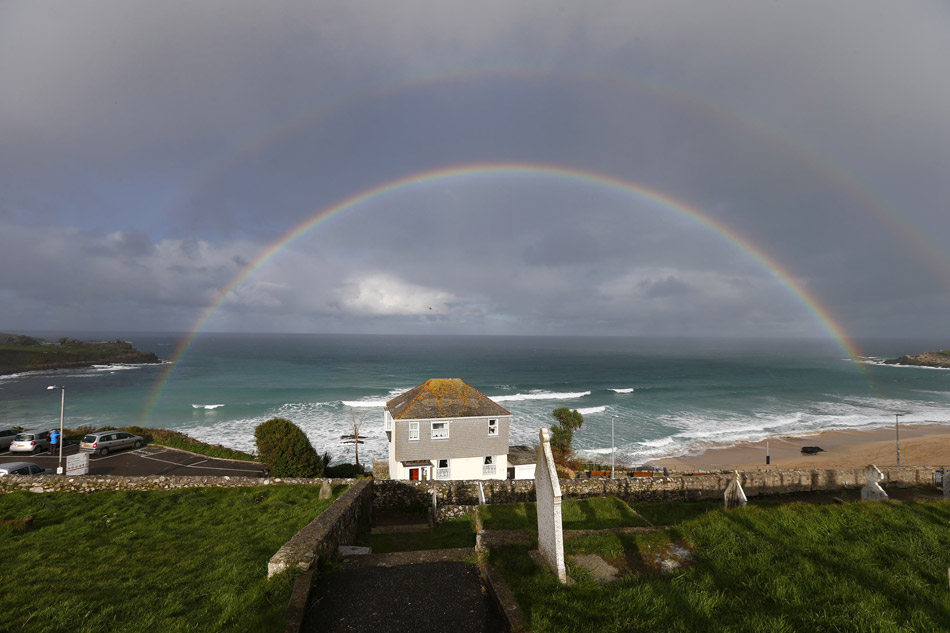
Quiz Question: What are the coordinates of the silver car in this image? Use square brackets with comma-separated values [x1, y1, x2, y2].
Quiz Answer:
[0, 461, 52, 476]
[0, 427, 21, 451]
[9, 429, 51, 454]
[79, 430, 144, 456]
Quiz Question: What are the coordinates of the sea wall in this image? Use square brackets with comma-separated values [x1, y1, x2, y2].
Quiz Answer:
[375, 466, 941, 511]
[0, 474, 361, 495]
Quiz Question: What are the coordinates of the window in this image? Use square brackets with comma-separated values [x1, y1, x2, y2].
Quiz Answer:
[431, 421, 450, 439]
[483, 456, 496, 476]
[408, 421, 419, 441]
[488, 419, 498, 436]
[436, 459, 450, 479]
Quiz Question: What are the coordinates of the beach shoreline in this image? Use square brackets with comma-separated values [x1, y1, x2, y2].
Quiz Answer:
[646, 423, 950, 471]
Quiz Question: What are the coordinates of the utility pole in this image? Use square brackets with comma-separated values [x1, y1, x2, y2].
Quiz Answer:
[895, 413, 902, 467]
[611, 415, 617, 479]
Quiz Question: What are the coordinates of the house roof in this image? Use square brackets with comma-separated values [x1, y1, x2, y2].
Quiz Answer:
[386, 378, 511, 420]
[507, 445, 537, 466]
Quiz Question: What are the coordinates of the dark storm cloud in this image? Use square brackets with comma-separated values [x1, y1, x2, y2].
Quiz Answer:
[1, 1, 948, 338]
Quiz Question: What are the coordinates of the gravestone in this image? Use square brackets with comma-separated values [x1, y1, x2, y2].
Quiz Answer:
[860, 464, 888, 501]
[319, 480, 333, 500]
[724, 471, 748, 509]
[535, 428, 568, 583]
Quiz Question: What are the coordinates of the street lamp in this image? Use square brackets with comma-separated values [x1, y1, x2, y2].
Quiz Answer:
[47, 386, 65, 474]
[611, 415, 617, 480]
[895, 413, 902, 467]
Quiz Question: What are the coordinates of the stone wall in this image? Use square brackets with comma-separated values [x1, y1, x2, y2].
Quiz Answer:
[268, 478, 374, 578]
[0, 474, 361, 495]
[375, 466, 941, 511]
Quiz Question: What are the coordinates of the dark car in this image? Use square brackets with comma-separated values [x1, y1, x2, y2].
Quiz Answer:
[79, 431, 144, 456]
[0, 427, 20, 451]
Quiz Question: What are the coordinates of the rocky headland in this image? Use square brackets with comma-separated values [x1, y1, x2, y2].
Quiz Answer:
[883, 350, 950, 369]
[0, 333, 160, 375]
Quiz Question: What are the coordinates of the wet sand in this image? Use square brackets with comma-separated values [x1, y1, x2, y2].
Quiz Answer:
[648, 423, 950, 471]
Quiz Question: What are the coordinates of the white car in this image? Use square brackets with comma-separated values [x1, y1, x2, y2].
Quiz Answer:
[9, 429, 51, 454]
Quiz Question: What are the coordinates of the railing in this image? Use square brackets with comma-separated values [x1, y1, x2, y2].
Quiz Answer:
[436, 467, 450, 480]
[482, 464, 497, 476]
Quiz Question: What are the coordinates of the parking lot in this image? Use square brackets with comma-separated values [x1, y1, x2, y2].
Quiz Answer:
[0, 443, 267, 478]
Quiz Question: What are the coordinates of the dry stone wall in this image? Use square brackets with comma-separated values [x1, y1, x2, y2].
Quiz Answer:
[375, 466, 940, 510]
[0, 474, 361, 495]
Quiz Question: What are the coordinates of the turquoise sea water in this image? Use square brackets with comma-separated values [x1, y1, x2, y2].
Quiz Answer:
[1, 333, 948, 466]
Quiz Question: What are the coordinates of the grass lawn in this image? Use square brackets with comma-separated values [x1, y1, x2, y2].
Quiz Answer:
[0, 484, 345, 633]
[369, 516, 476, 553]
[480, 496, 651, 531]
[489, 499, 950, 632]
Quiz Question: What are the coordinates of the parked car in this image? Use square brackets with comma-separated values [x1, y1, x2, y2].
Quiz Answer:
[79, 430, 144, 456]
[0, 427, 21, 451]
[9, 429, 51, 454]
[0, 461, 53, 476]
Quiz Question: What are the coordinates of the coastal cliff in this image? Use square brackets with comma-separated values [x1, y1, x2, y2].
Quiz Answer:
[883, 350, 950, 369]
[0, 334, 160, 375]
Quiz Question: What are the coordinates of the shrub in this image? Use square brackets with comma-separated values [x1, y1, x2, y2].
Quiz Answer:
[254, 418, 323, 478]
[324, 463, 366, 478]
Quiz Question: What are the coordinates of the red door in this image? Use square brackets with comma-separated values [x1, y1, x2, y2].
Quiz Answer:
[409, 468, 420, 481]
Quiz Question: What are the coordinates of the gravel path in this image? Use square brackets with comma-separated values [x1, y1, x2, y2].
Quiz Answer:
[305, 560, 504, 633]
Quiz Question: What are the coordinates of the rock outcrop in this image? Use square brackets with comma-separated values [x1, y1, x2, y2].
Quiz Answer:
[0, 335, 160, 375]
[883, 350, 950, 369]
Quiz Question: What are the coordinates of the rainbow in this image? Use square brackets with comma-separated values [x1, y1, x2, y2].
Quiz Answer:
[157, 68, 950, 288]
[140, 162, 869, 424]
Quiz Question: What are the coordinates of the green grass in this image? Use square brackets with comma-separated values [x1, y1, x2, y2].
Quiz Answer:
[0, 484, 346, 632]
[370, 516, 476, 553]
[480, 497, 650, 531]
[489, 500, 950, 632]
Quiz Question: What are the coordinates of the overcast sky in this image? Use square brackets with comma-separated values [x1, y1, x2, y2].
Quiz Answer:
[2, 1, 948, 341]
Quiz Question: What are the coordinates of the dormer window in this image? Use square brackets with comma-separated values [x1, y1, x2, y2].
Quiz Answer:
[488, 419, 498, 436]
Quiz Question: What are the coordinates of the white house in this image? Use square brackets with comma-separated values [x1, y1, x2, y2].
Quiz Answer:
[385, 378, 520, 481]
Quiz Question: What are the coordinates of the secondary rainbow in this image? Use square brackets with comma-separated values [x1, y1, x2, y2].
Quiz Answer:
[140, 162, 868, 424]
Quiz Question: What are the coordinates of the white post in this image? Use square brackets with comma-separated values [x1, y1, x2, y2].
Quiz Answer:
[611, 415, 616, 479]
[48, 385, 65, 475]
[58, 387, 65, 474]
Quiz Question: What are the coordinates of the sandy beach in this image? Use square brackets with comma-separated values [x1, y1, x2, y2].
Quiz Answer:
[647, 423, 950, 471]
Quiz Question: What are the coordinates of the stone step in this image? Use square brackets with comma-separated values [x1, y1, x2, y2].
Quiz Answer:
[341, 547, 474, 569]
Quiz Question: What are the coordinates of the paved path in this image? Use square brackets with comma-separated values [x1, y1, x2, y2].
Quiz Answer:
[305, 560, 504, 633]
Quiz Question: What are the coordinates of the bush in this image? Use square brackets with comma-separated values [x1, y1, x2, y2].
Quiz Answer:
[254, 418, 323, 478]
[324, 463, 366, 478]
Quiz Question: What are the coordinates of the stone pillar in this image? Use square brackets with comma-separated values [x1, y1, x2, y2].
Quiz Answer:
[724, 471, 747, 509]
[861, 464, 888, 501]
[535, 428, 567, 583]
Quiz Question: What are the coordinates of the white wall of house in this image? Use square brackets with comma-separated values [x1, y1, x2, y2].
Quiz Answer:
[512, 463, 537, 480]
[389, 454, 509, 481]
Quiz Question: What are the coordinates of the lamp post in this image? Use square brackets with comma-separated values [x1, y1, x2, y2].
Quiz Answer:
[895, 413, 902, 467]
[611, 415, 617, 479]
[47, 386, 65, 474]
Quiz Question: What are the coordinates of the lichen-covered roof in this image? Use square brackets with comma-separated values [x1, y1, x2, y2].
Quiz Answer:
[386, 378, 511, 420]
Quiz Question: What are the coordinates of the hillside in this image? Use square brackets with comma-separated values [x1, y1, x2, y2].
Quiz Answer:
[883, 350, 950, 369]
[0, 333, 160, 375]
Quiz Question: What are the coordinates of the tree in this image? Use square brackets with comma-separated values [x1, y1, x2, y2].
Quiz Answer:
[254, 417, 323, 478]
[549, 407, 584, 462]
[341, 408, 367, 467]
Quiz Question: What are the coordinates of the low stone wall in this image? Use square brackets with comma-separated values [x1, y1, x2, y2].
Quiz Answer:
[267, 478, 374, 578]
[375, 466, 942, 513]
[0, 474, 360, 495]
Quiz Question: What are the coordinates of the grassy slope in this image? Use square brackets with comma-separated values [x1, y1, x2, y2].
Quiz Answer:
[489, 500, 950, 632]
[480, 496, 651, 531]
[0, 485, 345, 633]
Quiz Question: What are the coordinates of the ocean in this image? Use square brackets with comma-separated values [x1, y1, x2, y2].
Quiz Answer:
[1, 333, 948, 466]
